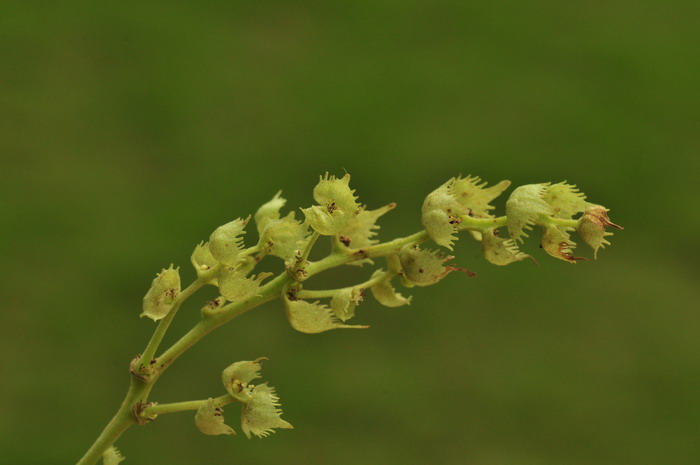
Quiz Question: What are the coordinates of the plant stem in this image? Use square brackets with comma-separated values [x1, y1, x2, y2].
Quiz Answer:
[458, 215, 508, 230]
[297, 269, 391, 299]
[143, 393, 236, 417]
[75, 380, 141, 465]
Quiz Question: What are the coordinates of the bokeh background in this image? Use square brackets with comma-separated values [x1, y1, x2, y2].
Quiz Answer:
[2, 1, 699, 464]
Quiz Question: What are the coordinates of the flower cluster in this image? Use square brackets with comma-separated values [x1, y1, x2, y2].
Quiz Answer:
[129, 172, 622, 457]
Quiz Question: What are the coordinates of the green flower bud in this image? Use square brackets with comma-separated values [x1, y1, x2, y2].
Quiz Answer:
[481, 229, 530, 266]
[217, 268, 271, 302]
[209, 216, 249, 266]
[302, 173, 362, 236]
[505, 184, 554, 243]
[578, 205, 623, 258]
[254, 191, 286, 235]
[103, 447, 125, 465]
[399, 245, 454, 287]
[421, 179, 467, 249]
[312, 172, 360, 213]
[195, 398, 236, 436]
[141, 265, 181, 321]
[191, 241, 218, 275]
[222, 358, 267, 400]
[369, 270, 412, 307]
[260, 212, 309, 260]
[284, 297, 368, 334]
[241, 384, 293, 439]
[330, 287, 364, 321]
[422, 176, 510, 249]
[541, 225, 583, 263]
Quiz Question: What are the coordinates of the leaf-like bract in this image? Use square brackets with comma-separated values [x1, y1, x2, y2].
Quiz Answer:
[141, 265, 181, 321]
[260, 212, 309, 259]
[312, 173, 360, 213]
[217, 269, 271, 302]
[369, 270, 412, 307]
[191, 241, 218, 273]
[103, 446, 125, 465]
[481, 230, 530, 266]
[339, 203, 395, 249]
[195, 398, 236, 436]
[578, 205, 622, 258]
[241, 384, 293, 439]
[284, 298, 368, 334]
[301, 205, 354, 236]
[254, 191, 286, 235]
[399, 245, 453, 287]
[541, 225, 580, 263]
[542, 182, 588, 219]
[209, 217, 249, 265]
[450, 176, 511, 218]
[330, 287, 364, 321]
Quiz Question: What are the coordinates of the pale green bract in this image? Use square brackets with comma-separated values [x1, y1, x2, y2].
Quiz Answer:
[141, 265, 180, 321]
[399, 245, 454, 287]
[254, 191, 287, 234]
[578, 205, 623, 259]
[209, 217, 249, 265]
[284, 298, 368, 334]
[102, 447, 124, 465]
[195, 398, 236, 436]
[259, 212, 309, 260]
[339, 203, 395, 250]
[369, 270, 412, 307]
[217, 268, 271, 302]
[505, 184, 553, 243]
[302, 173, 362, 235]
[191, 241, 218, 274]
[330, 287, 364, 321]
[241, 384, 294, 439]
[480, 230, 530, 266]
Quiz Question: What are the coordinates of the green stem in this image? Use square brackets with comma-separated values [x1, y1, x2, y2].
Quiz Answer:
[297, 270, 391, 299]
[75, 380, 142, 465]
[143, 393, 236, 417]
[540, 216, 580, 229]
[458, 215, 508, 231]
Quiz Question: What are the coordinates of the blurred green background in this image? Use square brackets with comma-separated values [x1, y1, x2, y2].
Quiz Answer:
[1, 1, 699, 464]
